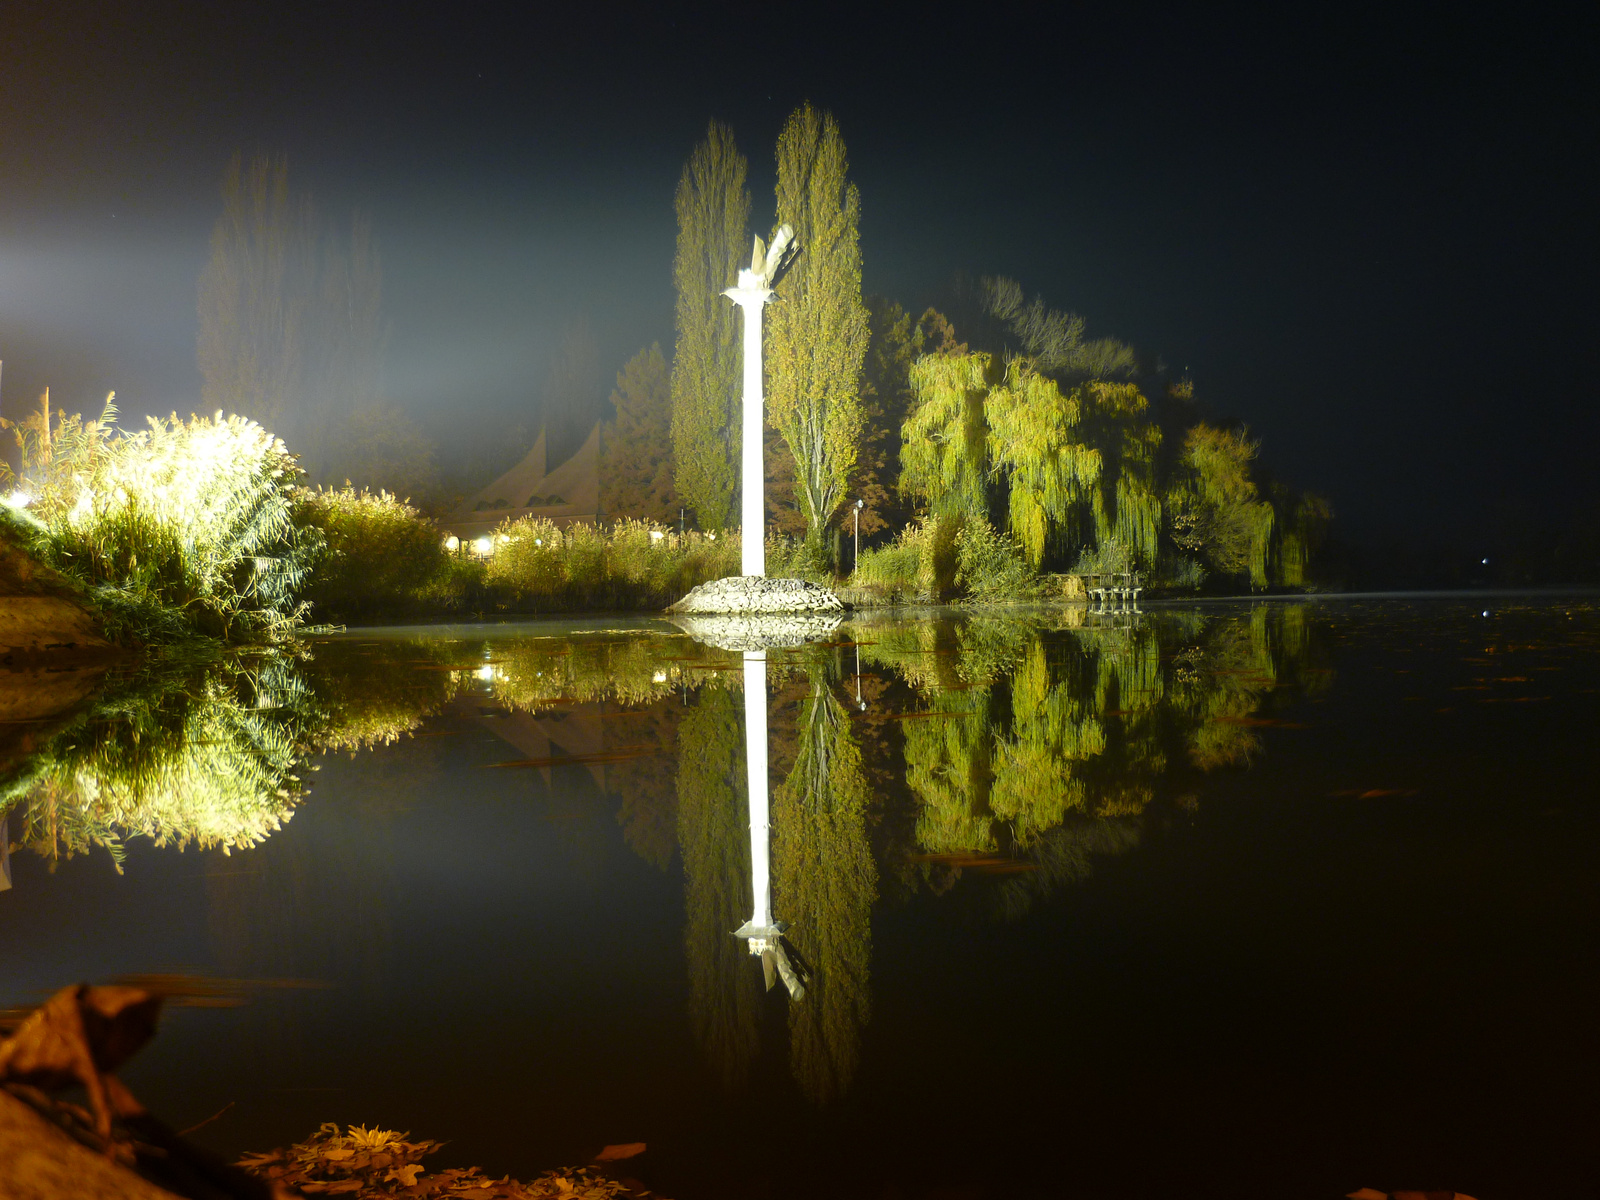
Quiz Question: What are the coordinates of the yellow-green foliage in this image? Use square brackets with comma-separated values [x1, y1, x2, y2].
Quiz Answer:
[488, 633, 706, 711]
[767, 102, 870, 555]
[953, 516, 1038, 602]
[774, 671, 876, 1104]
[852, 513, 964, 602]
[484, 518, 739, 611]
[902, 689, 998, 855]
[675, 684, 762, 1088]
[1, 654, 313, 866]
[985, 361, 1102, 566]
[5, 394, 313, 641]
[1168, 423, 1275, 588]
[990, 640, 1103, 842]
[670, 122, 749, 531]
[293, 486, 449, 620]
[1079, 382, 1162, 569]
[901, 352, 992, 518]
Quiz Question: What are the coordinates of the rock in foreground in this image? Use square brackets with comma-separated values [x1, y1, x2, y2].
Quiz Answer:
[666, 575, 845, 615]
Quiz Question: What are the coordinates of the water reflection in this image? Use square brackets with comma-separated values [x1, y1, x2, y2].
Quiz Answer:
[0, 605, 1330, 1105]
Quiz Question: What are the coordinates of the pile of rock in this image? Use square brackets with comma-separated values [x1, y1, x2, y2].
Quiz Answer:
[666, 575, 845, 616]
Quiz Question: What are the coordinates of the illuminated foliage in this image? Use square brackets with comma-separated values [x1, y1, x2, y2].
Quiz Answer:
[7, 394, 315, 641]
[1167, 423, 1276, 587]
[675, 684, 762, 1088]
[670, 123, 749, 531]
[984, 361, 1102, 566]
[767, 102, 870, 563]
[600, 344, 678, 523]
[901, 352, 992, 519]
[773, 667, 876, 1103]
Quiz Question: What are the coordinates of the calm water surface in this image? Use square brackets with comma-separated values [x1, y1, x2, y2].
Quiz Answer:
[3, 598, 1597, 1198]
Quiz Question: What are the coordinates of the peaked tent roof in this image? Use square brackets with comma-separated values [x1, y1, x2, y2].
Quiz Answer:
[442, 423, 601, 539]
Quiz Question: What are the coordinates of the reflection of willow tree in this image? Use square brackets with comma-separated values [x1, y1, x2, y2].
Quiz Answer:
[675, 683, 762, 1089]
[0, 655, 316, 867]
[904, 690, 996, 853]
[773, 662, 876, 1104]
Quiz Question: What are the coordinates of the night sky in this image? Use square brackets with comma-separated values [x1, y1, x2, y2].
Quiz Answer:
[2, 2, 1596, 549]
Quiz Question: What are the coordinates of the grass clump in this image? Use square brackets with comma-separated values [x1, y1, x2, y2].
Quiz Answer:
[293, 486, 450, 622]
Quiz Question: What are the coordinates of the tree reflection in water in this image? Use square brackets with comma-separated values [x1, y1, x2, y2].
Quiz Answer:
[0, 605, 1328, 1107]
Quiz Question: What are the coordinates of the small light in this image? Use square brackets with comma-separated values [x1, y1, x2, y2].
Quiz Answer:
[707, 532, 716, 540]
[476, 665, 495, 681]
[4, 490, 31, 508]
[649, 530, 665, 541]
[534, 538, 543, 546]
[1482, 610, 1490, 618]
[1481, 557, 1489, 565]
[653, 670, 668, 683]
[473, 536, 493, 556]
[498, 534, 511, 544]
[444, 535, 460, 551]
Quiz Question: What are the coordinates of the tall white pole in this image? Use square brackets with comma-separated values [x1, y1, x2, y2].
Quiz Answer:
[739, 296, 766, 578]
[725, 273, 772, 578]
[742, 649, 770, 930]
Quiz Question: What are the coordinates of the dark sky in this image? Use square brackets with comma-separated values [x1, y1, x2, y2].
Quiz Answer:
[2, 2, 1596, 545]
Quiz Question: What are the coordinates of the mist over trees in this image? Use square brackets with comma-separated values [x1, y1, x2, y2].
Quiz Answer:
[600, 343, 677, 522]
[197, 152, 443, 506]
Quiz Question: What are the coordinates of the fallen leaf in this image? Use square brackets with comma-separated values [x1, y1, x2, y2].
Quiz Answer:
[389, 1163, 425, 1186]
[593, 1143, 645, 1162]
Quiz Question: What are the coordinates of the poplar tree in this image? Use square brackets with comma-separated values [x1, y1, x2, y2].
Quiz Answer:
[600, 344, 678, 521]
[197, 153, 318, 437]
[767, 102, 869, 563]
[670, 122, 749, 531]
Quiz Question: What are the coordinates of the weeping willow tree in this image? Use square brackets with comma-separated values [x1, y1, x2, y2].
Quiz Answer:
[984, 361, 1102, 567]
[1166, 422, 1276, 588]
[675, 683, 762, 1088]
[671, 122, 750, 531]
[901, 352, 992, 519]
[990, 638, 1104, 842]
[766, 102, 869, 562]
[1075, 382, 1162, 569]
[772, 665, 876, 1104]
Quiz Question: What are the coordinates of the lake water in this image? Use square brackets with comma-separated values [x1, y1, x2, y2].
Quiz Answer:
[3, 598, 1597, 1198]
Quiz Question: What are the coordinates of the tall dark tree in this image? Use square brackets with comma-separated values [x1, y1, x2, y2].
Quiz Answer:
[600, 344, 677, 522]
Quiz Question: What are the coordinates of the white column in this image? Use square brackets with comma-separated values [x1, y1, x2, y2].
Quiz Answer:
[725, 272, 772, 579]
[743, 649, 770, 930]
[739, 298, 765, 578]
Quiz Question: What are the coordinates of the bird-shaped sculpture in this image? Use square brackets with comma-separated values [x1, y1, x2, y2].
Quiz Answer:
[748, 224, 799, 290]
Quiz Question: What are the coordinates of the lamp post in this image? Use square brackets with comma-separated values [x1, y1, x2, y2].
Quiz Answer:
[853, 498, 864, 576]
[722, 226, 797, 579]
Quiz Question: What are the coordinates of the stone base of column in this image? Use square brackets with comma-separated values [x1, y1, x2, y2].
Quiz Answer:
[666, 575, 846, 615]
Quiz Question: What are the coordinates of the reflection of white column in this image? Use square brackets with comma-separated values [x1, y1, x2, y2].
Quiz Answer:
[743, 649, 771, 928]
[1, 815, 11, 892]
[725, 271, 774, 579]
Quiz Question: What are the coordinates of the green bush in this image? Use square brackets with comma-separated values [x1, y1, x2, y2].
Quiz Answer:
[954, 516, 1039, 602]
[293, 486, 450, 621]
